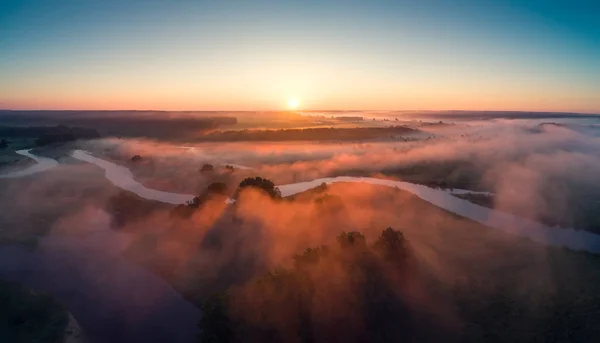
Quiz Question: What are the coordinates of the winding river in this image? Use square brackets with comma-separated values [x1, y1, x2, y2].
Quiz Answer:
[279, 178, 600, 252]
[3, 148, 600, 342]
[71, 150, 196, 204]
[0, 149, 59, 178]
[5, 148, 600, 252]
[71, 149, 600, 253]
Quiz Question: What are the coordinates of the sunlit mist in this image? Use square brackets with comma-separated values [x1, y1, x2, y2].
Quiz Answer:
[287, 97, 300, 109]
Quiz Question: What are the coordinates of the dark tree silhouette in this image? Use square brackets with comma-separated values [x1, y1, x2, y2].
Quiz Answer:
[314, 182, 328, 192]
[238, 177, 281, 199]
[200, 126, 417, 142]
[293, 245, 330, 269]
[171, 197, 203, 218]
[0, 138, 7, 149]
[198, 228, 425, 343]
[207, 182, 228, 195]
[336, 231, 367, 250]
[373, 227, 410, 262]
[198, 291, 234, 343]
[201, 164, 214, 172]
[35, 133, 75, 146]
[172, 183, 230, 218]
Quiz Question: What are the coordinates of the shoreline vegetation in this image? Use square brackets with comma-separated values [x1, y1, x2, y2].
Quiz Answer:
[195, 126, 420, 142]
[0, 125, 100, 146]
[0, 123, 422, 145]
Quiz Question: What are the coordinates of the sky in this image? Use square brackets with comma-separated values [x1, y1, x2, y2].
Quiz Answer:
[0, 0, 599, 113]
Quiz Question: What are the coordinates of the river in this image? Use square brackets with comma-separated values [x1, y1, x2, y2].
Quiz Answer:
[0, 149, 59, 178]
[71, 150, 196, 204]
[69, 149, 600, 253]
[6, 149, 600, 253]
[3, 148, 600, 342]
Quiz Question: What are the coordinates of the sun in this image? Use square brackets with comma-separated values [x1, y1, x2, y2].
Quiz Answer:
[287, 97, 300, 109]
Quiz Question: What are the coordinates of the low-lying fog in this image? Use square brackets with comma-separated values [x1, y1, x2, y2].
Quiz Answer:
[76, 117, 600, 232]
[2, 114, 600, 342]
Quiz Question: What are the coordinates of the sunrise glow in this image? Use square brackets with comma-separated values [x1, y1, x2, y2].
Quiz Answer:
[0, 1, 598, 113]
[287, 98, 300, 109]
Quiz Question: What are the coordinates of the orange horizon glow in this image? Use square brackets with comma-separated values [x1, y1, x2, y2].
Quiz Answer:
[2, 66, 599, 114]
[2, 91, 599, 114]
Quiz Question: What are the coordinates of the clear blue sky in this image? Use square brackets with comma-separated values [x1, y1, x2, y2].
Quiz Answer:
[1, 0, 599, 112]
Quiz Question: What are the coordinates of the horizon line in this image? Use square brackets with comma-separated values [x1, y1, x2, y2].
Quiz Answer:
[0, 109, 599, 116]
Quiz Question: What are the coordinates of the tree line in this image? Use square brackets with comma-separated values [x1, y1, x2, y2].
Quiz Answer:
[198, 228, 422, 343]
